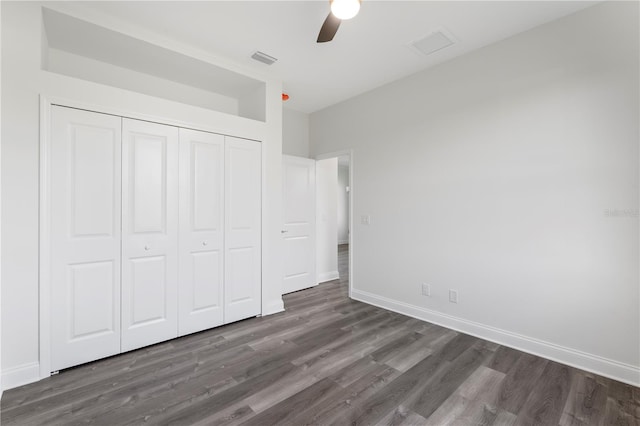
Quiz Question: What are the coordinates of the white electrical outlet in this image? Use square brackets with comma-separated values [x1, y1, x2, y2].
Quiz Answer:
[449, 289, 459, 304]
[421, 283, 431, 297]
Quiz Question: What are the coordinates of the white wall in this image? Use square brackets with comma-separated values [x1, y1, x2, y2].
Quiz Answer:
[337, 164, 350, 245]
[316, 158, 339, 283]
[1, 1, 283, 390]
[310, 1, 639, 385]
[47, 48, 240, 115]
[282, 107, 310, 157]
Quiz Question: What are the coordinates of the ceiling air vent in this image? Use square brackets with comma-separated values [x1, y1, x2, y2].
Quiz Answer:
[410, 30, 456, 57]
[251, 51, 278, 65]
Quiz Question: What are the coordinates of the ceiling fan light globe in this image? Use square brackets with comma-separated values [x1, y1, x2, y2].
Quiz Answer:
[330, 0, 360, 20]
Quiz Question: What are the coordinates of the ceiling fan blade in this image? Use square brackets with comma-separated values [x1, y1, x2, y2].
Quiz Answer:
[317, 13, 341, 43]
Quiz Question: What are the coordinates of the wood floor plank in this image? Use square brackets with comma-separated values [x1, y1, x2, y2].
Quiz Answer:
[2, 346, 217, 424]
[328, 355, 387, 388]
[1, 334, 224, 410]
[425, 392, 514, 426]
[408, 343, 493, 419]
[191, 404, 255, 426]
[606, 376, 640, 420]
[559, 371, 608, 426]
[375, 404, 429, 426]
[239, 378, 341, 426]
[603, 396, 640, 426]
[347, 333, 477, 425]
[155, 362, 299, 425]
[487, 345, 523, 374]
[454, 399, 499, 425]
[492, 351, 549, 415]
[383, 329, 456, 373]
[515, 360, 573, 425]
[41, 341, 297, 425]
[370, 331, 424, 363]
[423, 393, 471, 425]
[302, 365, 401, 425]
[493, 409, 518, 426]
[384, 339, 434, 373]
[241, 365, 323, 414]
[457, 365, 506, 404]
[2, 244, 638, 425]
[292, 313, 414, 368]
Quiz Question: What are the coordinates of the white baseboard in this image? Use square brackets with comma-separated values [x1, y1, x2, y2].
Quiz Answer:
[262, 298, 285, 316]
[1, 362, 41, 391]
[317, 271, 339, 284]
[352, 289, 640, 387]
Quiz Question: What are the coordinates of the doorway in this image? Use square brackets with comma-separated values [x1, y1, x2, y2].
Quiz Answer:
[316, 151, 353, 298]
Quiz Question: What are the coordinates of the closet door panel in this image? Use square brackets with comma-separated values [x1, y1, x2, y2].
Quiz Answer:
[227, 247, 257, 303]
[224, 136, 261, 324]
[50, 106, 122, 371]
[178, 129, 224, 336]
[122, 118, 179, 352]
[130, 256, 168, 324]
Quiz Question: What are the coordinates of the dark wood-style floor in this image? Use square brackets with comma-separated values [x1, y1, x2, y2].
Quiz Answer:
[2, 245, 639, 425]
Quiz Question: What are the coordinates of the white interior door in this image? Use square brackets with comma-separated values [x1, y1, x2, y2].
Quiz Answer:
[50, 106, 122, 371]
[282, 155, 316, 294]
[121, 118, 179, 351]
[224, 136, 261, 323]
[178, 128, 225, 336]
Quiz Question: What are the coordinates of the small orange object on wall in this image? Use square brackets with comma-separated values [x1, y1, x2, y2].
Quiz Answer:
[282, 93, 290, 101]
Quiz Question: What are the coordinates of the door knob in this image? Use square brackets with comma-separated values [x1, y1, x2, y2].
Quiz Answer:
[202, 241, 208, 246]
[144, 245, 150, 251]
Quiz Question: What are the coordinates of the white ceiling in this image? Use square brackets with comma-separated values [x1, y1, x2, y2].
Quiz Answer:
[69, 1, 597, 113]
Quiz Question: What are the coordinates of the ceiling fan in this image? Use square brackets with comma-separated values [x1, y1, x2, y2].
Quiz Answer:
[317, 0, 362, 43]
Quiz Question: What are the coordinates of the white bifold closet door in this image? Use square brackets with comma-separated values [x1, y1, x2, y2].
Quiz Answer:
[50, 106, 123, 371]
[121, 118, 179, 352]
[224, 137, 262, 324]
[49, 107, 262, 369]
[178, 129, 225, 336]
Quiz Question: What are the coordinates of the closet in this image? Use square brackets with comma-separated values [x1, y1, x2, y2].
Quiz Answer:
[49, 105, 261, 371]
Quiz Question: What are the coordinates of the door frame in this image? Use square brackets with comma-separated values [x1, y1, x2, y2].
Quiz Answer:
[38, 95, 266, 380]
[315, 150, 354, 298]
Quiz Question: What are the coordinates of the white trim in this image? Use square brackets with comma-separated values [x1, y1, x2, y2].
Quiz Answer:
[40, 95, 265, 142]
[314, 150, 354, 299]
[352, 289, 640, 387]
[1, 362, 41, 391]
[39, 96, 53, 381]
[317, 271, 340, 284]
[348, 153, 353, 299]
[315, 150, 353, 161]
[261, 80, 284, 317]
[338, 240, 349, 245]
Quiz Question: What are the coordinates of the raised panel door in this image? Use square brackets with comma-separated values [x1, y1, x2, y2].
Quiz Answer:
[224, 137, 261, 323]
[121, 118, 179, 351]
[178, 128, 224, 336]
[50, 106, 122, 371]
[282, 155, 316, 294]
